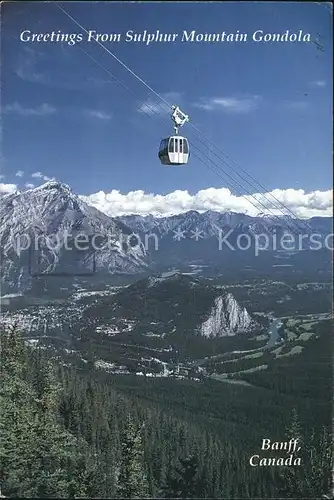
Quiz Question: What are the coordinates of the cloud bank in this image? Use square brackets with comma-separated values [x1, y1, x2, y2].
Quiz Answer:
[79, 187, 333, 219]
[0, 181, 332, 218]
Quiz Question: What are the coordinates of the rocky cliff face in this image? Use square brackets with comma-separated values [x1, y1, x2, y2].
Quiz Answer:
[0, 182, 146, 293]
[199, 292, 254, 337]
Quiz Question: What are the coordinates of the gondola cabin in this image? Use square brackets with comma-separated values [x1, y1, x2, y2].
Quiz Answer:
[158, 136, 189, 166]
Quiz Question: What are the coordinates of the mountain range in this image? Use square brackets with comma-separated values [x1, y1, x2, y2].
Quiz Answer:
[0, 182, 332, 294]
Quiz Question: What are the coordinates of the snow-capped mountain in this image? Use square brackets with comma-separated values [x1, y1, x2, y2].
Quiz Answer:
[1, 181, 331, 294]
[0, 182, 147, 293]
[115, 210, 248, 237]
[115, 210, 332, 270]
[116, 210, 332, 239]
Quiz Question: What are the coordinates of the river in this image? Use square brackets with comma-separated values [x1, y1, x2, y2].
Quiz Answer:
[266, 317, 282, 348]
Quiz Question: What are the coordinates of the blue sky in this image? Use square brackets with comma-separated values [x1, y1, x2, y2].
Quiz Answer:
[1, 2, 333, 217]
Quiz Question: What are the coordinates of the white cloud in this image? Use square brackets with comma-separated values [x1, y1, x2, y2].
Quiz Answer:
[25, 183, 35, 189]
[138, 92, 183, 116]
[31, 172, 55, 181]
[79, 187, 333, 219]
[15, 170, 24, 177]
[85, 110, 112, 120]
[193, 96, 261, 113]
[15, 47, 47, 84]
[0, 183, 17, 194]
[3, 102, 56, 116]
[311, 80, 326, 87]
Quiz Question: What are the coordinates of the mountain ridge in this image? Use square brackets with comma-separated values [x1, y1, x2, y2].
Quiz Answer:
[1, 182, 332, 294]
[0, 182, 147, 294]
[83, 272, 258, 343]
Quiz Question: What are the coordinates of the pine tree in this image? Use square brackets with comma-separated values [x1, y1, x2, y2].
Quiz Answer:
[0, 326, 90, 497]
[279, 408, 333, 498]
[303, 426, 333, 497]
[116, 415, 149, 498]
[161, 455, 204, 498]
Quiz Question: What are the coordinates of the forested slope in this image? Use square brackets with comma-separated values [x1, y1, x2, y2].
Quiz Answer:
[1, 325, 332, 498]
